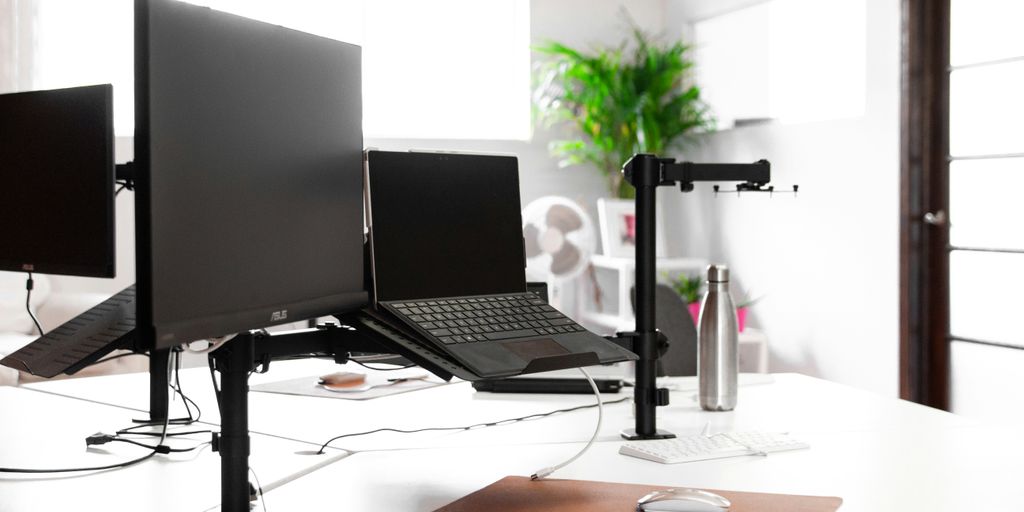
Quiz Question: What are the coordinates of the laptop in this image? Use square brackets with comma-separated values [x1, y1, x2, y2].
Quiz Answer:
[363, 150, 636, 378]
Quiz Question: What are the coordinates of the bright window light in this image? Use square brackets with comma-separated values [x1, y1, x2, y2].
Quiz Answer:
[693, 0, 866, 128]
[25, 0, 531, 140]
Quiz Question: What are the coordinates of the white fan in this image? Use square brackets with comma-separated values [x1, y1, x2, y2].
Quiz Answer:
[522, 196, 597, 309]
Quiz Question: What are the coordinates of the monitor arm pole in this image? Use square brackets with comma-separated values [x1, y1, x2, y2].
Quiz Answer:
[209, 323, 400, 512]
[616, 153, 772, 440]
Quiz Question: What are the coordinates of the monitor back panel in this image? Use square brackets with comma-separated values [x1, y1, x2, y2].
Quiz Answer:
[0, 84, 115, 278]
[365, 150, 526, 302]
[137, 0, 366, 348]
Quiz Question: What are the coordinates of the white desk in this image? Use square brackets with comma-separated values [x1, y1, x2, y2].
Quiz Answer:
[265, 425, 1024, 511]
[0, 386, 347, 512]
[24, 361, 977, 451]
[11, 365, 1006, 511]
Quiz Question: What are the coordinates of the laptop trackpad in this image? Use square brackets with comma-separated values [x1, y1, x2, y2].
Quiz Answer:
[502, 338, 569, 359]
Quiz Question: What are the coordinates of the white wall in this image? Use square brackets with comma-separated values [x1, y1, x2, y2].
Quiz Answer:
[665, 0, 901, 396]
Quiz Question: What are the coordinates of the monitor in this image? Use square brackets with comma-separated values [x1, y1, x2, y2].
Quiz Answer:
[364, 150, 526, 302]
[135, 0, 367, 349]
[0, 84, 115, 278]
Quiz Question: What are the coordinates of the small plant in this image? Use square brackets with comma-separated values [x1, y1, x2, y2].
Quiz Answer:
[666, 273, 703, 304]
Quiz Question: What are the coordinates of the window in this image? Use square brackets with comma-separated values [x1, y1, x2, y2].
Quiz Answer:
[946, 0, 1024, 425]
[13, 0, 531, 140]
[692, 0, 865, 129]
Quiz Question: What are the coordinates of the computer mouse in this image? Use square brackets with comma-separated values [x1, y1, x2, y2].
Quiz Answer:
[636, 488, 731, 512]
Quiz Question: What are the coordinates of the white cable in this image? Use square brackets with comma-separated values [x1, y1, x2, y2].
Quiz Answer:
[183, 333, 238, 354]
[530, 367, 603, 480]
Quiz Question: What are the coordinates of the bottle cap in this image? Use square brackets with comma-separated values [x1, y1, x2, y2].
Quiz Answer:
[707, 264, 729, 283]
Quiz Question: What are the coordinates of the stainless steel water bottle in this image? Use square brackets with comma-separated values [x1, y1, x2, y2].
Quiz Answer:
[698, 264, 738, 411]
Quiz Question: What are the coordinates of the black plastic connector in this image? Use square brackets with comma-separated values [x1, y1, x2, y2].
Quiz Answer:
[85, 432, 114, 447]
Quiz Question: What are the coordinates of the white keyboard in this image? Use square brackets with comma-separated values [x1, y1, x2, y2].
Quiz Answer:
[619, 431, 808, 464]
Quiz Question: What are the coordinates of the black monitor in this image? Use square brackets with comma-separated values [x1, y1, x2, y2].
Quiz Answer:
[135, 0, 367, 349]
[0, 84, 115, 278]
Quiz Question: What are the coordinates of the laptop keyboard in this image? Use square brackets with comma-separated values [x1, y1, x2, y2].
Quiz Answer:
[382, 293, 586, 345]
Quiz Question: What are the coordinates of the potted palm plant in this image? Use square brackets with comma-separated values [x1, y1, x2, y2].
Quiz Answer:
[534, 24, 714, 199]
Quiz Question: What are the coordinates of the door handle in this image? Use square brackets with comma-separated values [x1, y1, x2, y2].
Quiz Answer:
[923, 210, 947, 226]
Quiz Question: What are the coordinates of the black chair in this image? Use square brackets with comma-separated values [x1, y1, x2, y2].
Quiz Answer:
[631, 284, 698, 377]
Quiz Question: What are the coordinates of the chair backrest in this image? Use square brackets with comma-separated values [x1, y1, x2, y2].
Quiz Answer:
[631, 283, 698, 377]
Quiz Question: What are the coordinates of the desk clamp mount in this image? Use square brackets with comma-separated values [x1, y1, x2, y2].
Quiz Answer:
[615, 153, 789, 440]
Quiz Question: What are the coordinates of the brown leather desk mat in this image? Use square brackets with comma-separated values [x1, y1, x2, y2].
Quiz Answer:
[436, 476, 843, 512]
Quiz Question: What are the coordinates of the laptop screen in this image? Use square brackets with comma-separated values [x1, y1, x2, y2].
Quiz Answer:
[366, 151, 527, 302]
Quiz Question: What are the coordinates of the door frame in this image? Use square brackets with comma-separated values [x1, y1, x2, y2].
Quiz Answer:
[899, 0, 950, 409]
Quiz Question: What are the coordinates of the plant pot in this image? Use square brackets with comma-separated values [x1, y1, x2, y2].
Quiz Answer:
[688, 303, 747, 332]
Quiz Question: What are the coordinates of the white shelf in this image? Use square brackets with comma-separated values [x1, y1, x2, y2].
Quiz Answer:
[582, 254, 769, 372]
[589, 254, 708, 272]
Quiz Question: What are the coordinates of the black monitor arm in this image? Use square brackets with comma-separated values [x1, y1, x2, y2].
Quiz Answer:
[614, 153, 774, 440]
[115, 161, 135, 192]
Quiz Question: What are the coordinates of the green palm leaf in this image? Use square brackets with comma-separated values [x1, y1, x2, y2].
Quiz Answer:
[534, 20, 714, 198]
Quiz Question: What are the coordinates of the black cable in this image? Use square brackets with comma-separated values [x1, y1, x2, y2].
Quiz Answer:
[250, 467, 267, 512]
[208, 354, 222, 411]
[170, 349, 200, 423]
[115, 183, 127, 196]
[116, 425, 210, 438]
[0, 359, 173, 474]
[25, 273, 43, 336]
[106, 437, 208, 453]
[315, 396, 631, 454]
[348, 359, 417, 371]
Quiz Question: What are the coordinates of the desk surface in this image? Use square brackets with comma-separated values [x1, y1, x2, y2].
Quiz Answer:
[24, 361, 976, 452]
[10, 363, 1005, 512]
[0, 386, 347, 512]
[266, 425, 1024, 512]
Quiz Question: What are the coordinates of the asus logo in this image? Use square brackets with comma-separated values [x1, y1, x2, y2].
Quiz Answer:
[270, 310, 288, 322]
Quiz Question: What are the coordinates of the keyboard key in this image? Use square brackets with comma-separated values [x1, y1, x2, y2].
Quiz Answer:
[428, 328, 451, 336]
[408, 315, 424, 322]
[546, 318, 574, 326]
[542, 312, 564, 319]
[484, 328, 538, 341]
[450, 327, 465, 335]
[420, 322, 438, 330]
[439, 336, 458, 345]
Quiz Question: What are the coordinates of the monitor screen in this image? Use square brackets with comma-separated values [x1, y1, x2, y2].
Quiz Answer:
[136, 0, 367, 349]
[365, 151, 526, 302]
[0, 84, 115, 278]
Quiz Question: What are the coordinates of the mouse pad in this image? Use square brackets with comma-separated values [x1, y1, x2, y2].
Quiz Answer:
[435, 476, 842, 512]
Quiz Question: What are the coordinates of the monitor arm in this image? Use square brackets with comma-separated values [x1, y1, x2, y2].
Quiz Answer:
[614, 153, 774, 440]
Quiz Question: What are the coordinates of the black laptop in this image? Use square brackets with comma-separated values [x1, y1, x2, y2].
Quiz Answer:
[363, 150, 636, 378]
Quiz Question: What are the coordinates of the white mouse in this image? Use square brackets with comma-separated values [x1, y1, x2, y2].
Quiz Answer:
[636, 488, 731, 512]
